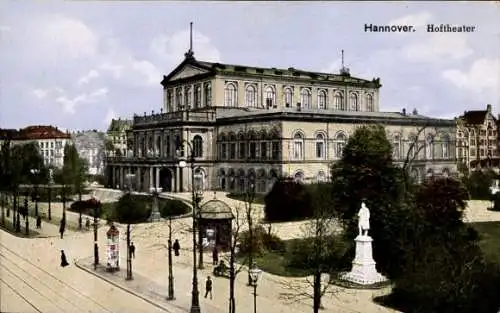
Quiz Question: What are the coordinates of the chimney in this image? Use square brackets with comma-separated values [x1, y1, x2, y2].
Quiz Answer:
[412, 108, 418, 115]
[402, 108, 406, 115]
[487, 104, 492, 112]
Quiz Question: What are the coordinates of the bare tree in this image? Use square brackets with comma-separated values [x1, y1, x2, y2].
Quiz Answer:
[243, 183, 256, 285]
[279, 193, 347, 313]
[225, 205, 248, 313]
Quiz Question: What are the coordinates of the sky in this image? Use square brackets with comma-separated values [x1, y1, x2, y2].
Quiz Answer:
[1, 1, 499, 131]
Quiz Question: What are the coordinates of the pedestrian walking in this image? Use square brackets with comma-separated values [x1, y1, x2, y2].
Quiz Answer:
[130, 242, 135, 259]
[204, 276, 213, 299]
[212, 246, 219, 265]
[60, 250, 69, 267]
[59, 219, 65, 239]
[85, 217, 90, 230]
[173, 239, 180, 256]
[36, 216, 42, 229]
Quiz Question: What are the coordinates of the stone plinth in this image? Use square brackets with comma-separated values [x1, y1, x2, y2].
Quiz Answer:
[340, 235, 388, 285]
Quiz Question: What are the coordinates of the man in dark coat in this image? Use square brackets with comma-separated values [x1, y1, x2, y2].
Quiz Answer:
[36, 216, 42, 229]
[130, 242, 136, 259]
[59, 218, 66, 239]
[204, 276, 213, 299]
[173, 239, 180, 256]
[212, 246, 219, 265]
[60, 250, 69, 267]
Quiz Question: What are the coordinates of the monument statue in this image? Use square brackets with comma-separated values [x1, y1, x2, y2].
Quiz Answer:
[48, 169, 54, 184]
[340, 201, 388, 286]
[358, 202, 370, 236]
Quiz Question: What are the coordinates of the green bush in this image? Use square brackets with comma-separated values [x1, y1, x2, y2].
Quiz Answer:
[238, 225, 285, 256]
[264, 178, 313, 222]
[159, 199, 190, 217]
[462, 170, 496, 200]
[226, 192, 266, 205]
[491, 193, 500, 211]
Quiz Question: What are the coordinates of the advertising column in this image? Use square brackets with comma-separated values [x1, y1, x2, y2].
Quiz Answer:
[106, 224, 120, 272]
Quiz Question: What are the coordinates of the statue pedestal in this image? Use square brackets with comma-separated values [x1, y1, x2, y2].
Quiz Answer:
[149, 196, 162, 222]
[340, 235, 388, 285]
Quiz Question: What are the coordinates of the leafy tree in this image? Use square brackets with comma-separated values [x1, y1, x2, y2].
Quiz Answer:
[264, 178, 313, 222]
[462, 169, 496, 200]
[62, 144, 88, 228]
[114, 193, 150, 280]
[391, 177, 500, 313]
[331, 124, 409, 278]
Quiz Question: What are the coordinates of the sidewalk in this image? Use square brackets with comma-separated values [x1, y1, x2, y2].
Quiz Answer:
[75, 257, 222, 313]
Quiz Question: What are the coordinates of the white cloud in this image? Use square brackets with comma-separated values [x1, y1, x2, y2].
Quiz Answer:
[78, 69, 100, 85]
[389, 12, 432, 28]
[32, 89, 49, 99]
[103, 107, 117, 125]
[55, 87, 109, 114]
[33, 14, 99, 59]
[404, 32, 473, 62]
[0, 25, 10, 32]
[442, 57, 500, 92]
[150, 29, 221, 63]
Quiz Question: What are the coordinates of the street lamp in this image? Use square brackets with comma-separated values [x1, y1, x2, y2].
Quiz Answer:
[246, 180, 256, 286]
[30, 169, 40, 217]
[48, 169, 54, 220]
[249, 266, 262, 313]
[91, 198, 101, 269]
[177, 139, 202, 313]
[166, 216, 175, 301]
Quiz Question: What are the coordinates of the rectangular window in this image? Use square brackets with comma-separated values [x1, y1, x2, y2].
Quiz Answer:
[480, 149, 485, 156]
[238, 142, 245, 159]
[249, 142, 257, 159]
[271, 142, 280, 160]
[221, 143, 227, 159]
[471, 148, 476, 156]
[230, 143, 236, 160]
[260, 142, 267, 160]
[471, 139, 476, 146]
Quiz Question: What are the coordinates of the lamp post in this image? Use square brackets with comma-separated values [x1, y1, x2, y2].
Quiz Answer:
[246, 181, 256, 286]
[177, 139, 202, 313]
[249, 266, 262, 313]
[167, 216, 175, 300]
[30, 169, 40, 217]
[24, 191, 29, 236]
[48, 169, 54, 220]
[93, 199, 100, 269]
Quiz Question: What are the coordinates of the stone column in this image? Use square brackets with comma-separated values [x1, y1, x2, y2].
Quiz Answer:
[111, 167, 116, 188]
[136, 167, 142, 192]
[149, 167, 154, 190]
[175, 166, 180, 192]
[156, 167, 160, 189]
[120, 167, 124, 188]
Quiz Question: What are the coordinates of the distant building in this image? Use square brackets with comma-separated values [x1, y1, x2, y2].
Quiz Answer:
[106, 119, 132, 157]
[0, 125, 72, 168]
[105, 49, 458, 192]
[456, 104, 499, 171]
[72, 130, 106, 175]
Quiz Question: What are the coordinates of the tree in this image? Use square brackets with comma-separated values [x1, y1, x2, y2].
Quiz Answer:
[462, 169, 496, 200]
[264, 178, 313, 222]
[62, 144, 88, 228]
[280, 184, 347, 313]
[113, 193, 150, 280]
[226, 206, 246, 313]
[331, 124, 409, 278]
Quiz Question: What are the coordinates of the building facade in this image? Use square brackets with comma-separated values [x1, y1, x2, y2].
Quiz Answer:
[106, 118, 133, 157]
[0, 125, 72, 168]
[456, 104, 499, 171]
[72, 130, 106, 175]
[105, 52, 457, 193]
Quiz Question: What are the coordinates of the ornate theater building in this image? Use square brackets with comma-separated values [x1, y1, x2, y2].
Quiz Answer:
[105, 48, 457, 193]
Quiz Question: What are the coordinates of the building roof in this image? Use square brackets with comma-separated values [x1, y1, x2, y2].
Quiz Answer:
[162, 56, 382, 88]
[107, 119, 133, 132]
[0, 125, 70, 140]
[459, 104, 497, 125]
[199, 199, 234, 220]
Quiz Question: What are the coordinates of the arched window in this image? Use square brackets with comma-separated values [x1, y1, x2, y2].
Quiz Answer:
[393, 135, 401, 160]
[284, 87, 293, 108]
[167, 90, 174, 112]
[293, 132, 304, 160]
[334, 92, 344, 110]
[315, 133, 326, 159]
[185, 86, 192, 109]
[334, 132, 347, 158]
[425, 135, 433, 160]
[442, 135, 450, 159]
[204, 82, 212, 106]
[224, 83, 237, 107]
[193, 135, 203, 158]
[265, 86, 275, 109]
[165, 135, 170, 157]
[408, 135, 417, 160]
[350, 93, 359, 111]
[318, 90, 327, 109]
[194, 85, 201, 108]
[300, 88, 312, 108]
[176, 88, 183, 109]
[245, 85, 257, 108]
[366, 94, 374, 112]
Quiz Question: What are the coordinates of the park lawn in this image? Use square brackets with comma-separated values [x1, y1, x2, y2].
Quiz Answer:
[470, 221, 500, 264]
[0, 218, 41, 238]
